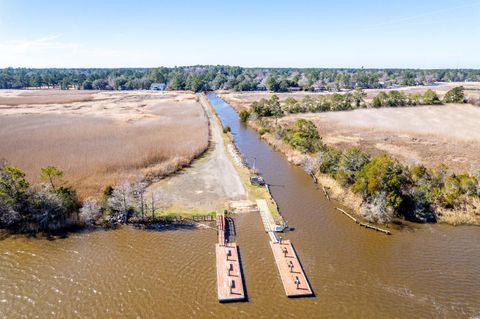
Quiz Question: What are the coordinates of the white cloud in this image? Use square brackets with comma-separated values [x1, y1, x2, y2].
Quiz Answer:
[0, 34, 138, 67]
[0, 34, 79, 54]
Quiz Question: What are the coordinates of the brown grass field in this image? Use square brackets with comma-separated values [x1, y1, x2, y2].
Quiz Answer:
[0, 90, 209, 199]
[219, 82, 480, 111]
[220, 82, 480, 173]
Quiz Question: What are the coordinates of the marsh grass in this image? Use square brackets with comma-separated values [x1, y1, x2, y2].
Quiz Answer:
[0, 95, 209, 199]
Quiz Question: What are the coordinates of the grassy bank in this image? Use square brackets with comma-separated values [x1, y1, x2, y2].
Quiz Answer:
[228, 106, 480, 226]
[200, 93, 284, 225]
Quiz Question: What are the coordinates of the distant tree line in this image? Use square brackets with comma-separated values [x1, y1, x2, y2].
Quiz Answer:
[1, 66, 480, 92]
[244, 87, 468, 120]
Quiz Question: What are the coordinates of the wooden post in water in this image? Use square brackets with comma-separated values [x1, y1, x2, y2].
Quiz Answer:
[322, 186, 330, 200]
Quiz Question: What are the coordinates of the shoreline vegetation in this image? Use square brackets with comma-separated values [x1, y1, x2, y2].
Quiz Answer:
[0, 92, 283, 237]
[0, 97, 214, 236]
[0, 149, 216, 236]
[1, 83, 478, 235]
[221, 87, 480, 226]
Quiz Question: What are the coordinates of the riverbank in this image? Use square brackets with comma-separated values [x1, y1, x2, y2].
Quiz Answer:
[218, 95, 480, 226]
[2, 94, 480, 318]
[202, 93, 284, 225]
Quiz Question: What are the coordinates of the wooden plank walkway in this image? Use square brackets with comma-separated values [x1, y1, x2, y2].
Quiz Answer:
[270, 240, 313, 297]
[217, 213, 226, 245]
[256, 199, 274, 232]
[215, 213, 246, 302]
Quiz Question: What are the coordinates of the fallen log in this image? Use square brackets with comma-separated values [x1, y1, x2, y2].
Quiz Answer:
[335, 207, 391, 235]
[322, 186, 330, 200]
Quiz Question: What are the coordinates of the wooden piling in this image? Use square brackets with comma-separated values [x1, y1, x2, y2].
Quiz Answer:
[322, 186, 330, 200]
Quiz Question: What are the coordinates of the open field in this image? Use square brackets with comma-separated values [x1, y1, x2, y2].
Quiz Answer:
[0, 89, 96, 105]
[283, 104, 480, 173]
[220, 83, 480, 173]
[0, 90, 209, 199]
[219, 81, 480, 111]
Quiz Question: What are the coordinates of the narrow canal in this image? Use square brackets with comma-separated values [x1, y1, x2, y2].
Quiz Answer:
[207, 93, 480, 318]
[0, 95, 478, 318]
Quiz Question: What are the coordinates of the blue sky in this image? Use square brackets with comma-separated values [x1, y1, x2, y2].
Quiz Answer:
[0, 0, 479, 68]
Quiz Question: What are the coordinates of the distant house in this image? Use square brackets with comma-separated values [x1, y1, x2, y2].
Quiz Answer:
[312, 84, 326, 92]
[150, 83, 166, 91]
[256, 84, 266, 91]
[288, 87, 301, 92]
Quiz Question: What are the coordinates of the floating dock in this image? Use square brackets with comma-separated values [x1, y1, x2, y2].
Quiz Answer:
[215, 213, 246, 302]
[270, 239, 313, 297]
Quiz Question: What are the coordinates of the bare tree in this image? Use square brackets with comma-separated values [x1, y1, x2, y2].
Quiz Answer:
[0, 205, 20, 228]
[79, 198, 101, 225]
[107, 181, 133, 223]
[133, 176, 148, 220]
[300, 156, 315, 176]
[360, 192, 394, 224]
[147, 189, 162, 220]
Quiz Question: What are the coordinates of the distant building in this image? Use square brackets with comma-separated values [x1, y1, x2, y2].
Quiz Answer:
[256, 84, 266, 91]
[150, 83, 166, 91]
[288, 87, 301, 92]
[312, 84, 326, 92]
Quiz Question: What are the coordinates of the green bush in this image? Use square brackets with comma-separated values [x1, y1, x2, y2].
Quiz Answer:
[318, 149, 342, 176]
[422, 89, 442, 105]
[282, 119, 322, 153]
[443, 86, 466, 103]
[352, 154, 408, 210]
[335, 147, 370, 185]
[258, 127, 270, 136]
[239, 110, 250, 122]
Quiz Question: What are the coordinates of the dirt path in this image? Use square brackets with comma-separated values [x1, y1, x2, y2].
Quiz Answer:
[148, 95, 246, 213]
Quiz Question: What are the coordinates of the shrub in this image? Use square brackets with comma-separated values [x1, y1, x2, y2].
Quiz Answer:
[258, 127, 270, 136]
[222, 126, 231, 134]
[443, 86, 466, 103]
[239, 110, 250, 122]
[335, 147, 370, 185]
[352, 154, 408, 211]
[422, 89, 442, 105]
[317, 148, 342, 176]
[282, 119, 322, 153]
[250, 95, 282, 118]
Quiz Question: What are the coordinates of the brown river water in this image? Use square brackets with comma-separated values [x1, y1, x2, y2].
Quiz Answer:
[0, 94, 479, 318]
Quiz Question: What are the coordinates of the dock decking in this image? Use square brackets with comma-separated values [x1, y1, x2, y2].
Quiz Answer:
[215, 213, 246, 302]
[215, 243, 245, 302]
[270, 240, 313, 297]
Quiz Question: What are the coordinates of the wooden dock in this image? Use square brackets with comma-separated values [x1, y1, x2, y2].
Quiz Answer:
[216, 243, 245, 302]
[270, 240, 313, 297]
[215, 213, 246, 302]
